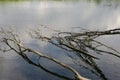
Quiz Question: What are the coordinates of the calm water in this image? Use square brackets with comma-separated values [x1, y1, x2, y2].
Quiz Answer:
[0, 0, 120, 80]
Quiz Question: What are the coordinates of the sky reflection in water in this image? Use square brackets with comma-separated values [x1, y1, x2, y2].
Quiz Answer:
[0, 0, 120, 80]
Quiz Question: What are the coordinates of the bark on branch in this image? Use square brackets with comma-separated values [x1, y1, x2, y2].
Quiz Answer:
[1, 37, 89, 80]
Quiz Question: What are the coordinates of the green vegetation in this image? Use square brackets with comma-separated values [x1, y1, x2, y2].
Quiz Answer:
[0, 0, 120, 4]
[86, 0, 120, 3]
[0, 0, 27, 2]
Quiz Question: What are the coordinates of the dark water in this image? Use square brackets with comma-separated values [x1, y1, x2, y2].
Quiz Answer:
[0, 0, 120, 80]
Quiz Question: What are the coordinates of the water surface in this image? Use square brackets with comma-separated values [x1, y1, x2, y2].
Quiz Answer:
[0, 0, 120, 80]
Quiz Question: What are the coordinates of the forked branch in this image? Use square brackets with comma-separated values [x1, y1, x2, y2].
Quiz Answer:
[1, 35, 89, 80]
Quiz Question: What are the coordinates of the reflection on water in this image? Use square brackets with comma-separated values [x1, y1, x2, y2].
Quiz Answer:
[0, 0, 120, 80]
[0, 0, 120, 30]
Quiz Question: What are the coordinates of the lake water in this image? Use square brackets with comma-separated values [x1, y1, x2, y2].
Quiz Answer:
[0, 0, 120, 80]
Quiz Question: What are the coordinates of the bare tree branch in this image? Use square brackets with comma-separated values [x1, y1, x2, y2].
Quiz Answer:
[0, 29, 89, 80]
[31, 28, 120, 80]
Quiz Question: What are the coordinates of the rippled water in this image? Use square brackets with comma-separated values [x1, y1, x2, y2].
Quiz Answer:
[0, 0, 120, 80]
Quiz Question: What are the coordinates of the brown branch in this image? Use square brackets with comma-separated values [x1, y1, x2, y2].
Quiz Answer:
[2, 38, 89, 80]
[31, 28, 120, 80]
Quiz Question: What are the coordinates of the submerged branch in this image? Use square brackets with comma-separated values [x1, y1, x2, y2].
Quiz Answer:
[0, 30, 89, 80]
[1, 28, 120, 80]
[32, 28, 120, 80]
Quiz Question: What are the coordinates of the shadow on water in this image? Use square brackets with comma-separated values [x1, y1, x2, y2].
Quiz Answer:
[30, 27, 120, 80]
[16, 53, 73, 80]
[0, 28, 88, 80]
[0, 0, 120, 80]
[0, 28, 120, 80]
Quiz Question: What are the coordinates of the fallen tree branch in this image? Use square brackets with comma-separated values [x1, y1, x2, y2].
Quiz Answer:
[1, 28, 120, 80]
[0, 30, 89, 80]
[31, 27, 120, 80]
